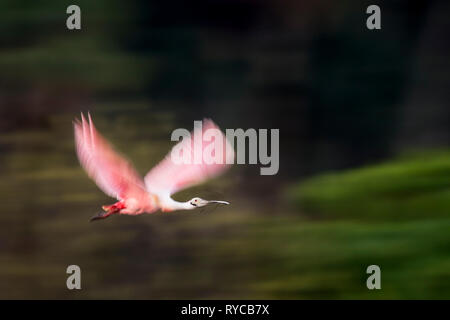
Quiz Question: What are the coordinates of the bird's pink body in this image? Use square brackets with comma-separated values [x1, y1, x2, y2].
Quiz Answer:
[74, 113, 233, 220]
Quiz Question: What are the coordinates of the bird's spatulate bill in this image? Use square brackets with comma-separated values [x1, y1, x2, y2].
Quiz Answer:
[208, 200, 230, 205]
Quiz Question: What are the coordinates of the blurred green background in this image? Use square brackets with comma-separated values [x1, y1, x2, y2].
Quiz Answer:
[0, 0, 449, 299]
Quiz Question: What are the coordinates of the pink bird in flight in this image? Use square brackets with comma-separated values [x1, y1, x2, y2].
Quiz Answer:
[74, 113, 234, 221]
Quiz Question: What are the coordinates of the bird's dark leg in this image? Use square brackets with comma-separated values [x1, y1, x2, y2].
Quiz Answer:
[90, 211, 112, 222]
[90, 206, 121, 222]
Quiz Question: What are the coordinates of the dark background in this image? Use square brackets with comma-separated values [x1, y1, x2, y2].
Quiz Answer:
[0, 0, 448, 299]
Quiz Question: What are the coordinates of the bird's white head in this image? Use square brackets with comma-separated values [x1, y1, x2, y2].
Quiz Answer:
[189, 197, 230, 208]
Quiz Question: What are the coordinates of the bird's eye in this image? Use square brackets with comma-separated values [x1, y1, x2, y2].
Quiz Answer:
[195, 199, 198, 202]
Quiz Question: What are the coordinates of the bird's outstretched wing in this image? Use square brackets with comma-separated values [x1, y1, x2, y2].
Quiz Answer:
[74, 113, 147, 201]
[144, 119, 234, 196]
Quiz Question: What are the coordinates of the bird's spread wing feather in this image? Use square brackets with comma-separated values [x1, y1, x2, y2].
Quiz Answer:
[74, 113, 147, 201]
[144, 119, 234, 196]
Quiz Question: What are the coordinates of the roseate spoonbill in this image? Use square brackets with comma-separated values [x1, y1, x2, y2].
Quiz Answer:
[73, 113, 234, 221]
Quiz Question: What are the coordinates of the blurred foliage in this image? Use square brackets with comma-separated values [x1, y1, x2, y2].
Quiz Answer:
[249, 217, 450, 299]
[286, 150, 450, 220]
[0, 38, 154, 91]
[280, 150, 450, 299]
[0, 109, 448, 298]
[0, 0, 448, 299]
[0, 1, 152, 93]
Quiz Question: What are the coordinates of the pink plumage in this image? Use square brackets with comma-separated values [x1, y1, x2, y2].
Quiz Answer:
[145, 119, 235, 196]
[74, 113, 233, 221]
